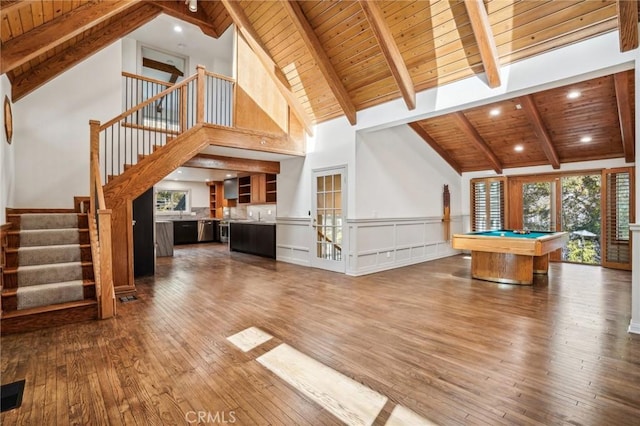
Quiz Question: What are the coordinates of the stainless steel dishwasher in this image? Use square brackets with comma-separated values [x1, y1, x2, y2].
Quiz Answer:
[197, 220, 215, 242]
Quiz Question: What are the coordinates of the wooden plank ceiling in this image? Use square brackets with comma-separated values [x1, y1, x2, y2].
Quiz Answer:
[0, 0, 637, 171]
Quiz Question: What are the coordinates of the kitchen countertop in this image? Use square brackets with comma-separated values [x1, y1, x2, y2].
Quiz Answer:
[229, 220, 276, 226]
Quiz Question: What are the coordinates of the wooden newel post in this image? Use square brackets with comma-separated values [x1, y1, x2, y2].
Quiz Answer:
[89, 120, 100, 211]
[196, 64, 206, 124]
[443, 184, 451, 241]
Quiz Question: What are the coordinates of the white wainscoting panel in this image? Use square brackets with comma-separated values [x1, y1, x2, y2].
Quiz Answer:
[346, 216, 462, 276]
[629, 224, 640, 334]
[276, 217, 312, 267]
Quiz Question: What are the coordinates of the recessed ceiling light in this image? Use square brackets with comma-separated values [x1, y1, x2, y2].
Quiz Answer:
[567, 90, 581, 99]
[205, 179, 210, 182]
[580, 136, 592, 143]
[174, 25, 183, 33]
[489, 108, 501, 117]
[177, 170, 182, 174]
[174, 178, 179, 181]
[514, 145, 524, 152]
[226, 174, 232, 178]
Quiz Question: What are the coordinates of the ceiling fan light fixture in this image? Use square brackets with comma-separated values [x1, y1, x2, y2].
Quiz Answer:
[187, 0, 197, 12]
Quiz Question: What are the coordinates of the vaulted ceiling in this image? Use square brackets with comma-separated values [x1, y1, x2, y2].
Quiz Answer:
[1, 0, 638, 172]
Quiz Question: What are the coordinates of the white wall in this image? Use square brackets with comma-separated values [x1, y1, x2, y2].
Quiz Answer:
[278, 116, 356, 219]
[356, 125, 461, 218]
[13, 41, 122, 209]
[1, 74, 15, 223]
[156, 179, 209, 208]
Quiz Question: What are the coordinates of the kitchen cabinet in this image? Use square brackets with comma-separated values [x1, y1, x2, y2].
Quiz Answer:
[173, 220, 198, 245]
[238, 176, 251, 204]
[237, 174, 277, 204]
[209, 181, 236, 218]
[229, 222, 276, 259]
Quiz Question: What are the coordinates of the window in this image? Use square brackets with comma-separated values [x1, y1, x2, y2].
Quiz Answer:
[156, 189, 190, 213]
[471, 177, 506, 231]
[602, 168, 634, 269]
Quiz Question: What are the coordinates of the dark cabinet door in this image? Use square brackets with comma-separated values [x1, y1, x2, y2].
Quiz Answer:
[173, 221, 198, 244]
[133, 187, 155, 277]
[230, 223, 275, 259]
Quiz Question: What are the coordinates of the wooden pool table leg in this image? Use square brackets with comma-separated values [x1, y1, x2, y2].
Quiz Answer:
[471, 251, 534, 285]
[533, 254, 549, 274]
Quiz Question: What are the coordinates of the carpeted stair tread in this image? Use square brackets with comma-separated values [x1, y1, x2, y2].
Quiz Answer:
[17, 261, 85, 287]
[14, 244, 82, 266]
[19, 213, 79, 230]
[16, 280, 85, 310]
[18, 229, 81, 247]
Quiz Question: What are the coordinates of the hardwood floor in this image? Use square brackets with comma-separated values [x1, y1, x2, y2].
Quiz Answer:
[2, 244, 639, 425]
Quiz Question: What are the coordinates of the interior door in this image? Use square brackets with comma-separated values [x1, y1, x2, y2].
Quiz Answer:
[312, 168, 346, 273]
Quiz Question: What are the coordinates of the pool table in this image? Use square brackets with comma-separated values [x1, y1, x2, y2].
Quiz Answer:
[452, 230, 569, 285]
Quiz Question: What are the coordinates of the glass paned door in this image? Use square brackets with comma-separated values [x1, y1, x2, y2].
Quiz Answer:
[560, 174, 601, 265]
[522, 181, 555, 231]
[312, 168, 345, 272]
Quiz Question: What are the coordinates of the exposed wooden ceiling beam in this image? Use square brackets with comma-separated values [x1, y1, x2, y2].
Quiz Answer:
[220, 0, 314, 136]
[0, 0, 140, 75]
[359, 1, 416, 110]
[451, 112, 502, 174]
[613, 72, 635, 162]
[148, 0, 219, 38]
[281, 0, 357, 126]
[142, 58, 184, 83]
[519, 95, 561, 169]
[408, 122, 461, 175]
[11, 4, 161, 102]
[184, 154, 280, 174]
[464, 0, 501, 88]
[616, 0, 639, 52]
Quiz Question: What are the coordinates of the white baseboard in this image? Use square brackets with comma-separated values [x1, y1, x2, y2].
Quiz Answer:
[629, 320, 640, 335]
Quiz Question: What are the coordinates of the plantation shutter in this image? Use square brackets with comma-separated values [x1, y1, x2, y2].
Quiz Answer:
[471, 178, 506, 231]
[602, 168, 634, 270]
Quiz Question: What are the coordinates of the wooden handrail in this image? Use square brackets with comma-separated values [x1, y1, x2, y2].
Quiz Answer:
[122, 71, 173, 87]
[204, 70, 236, 83]
[100, 73, 198, 131]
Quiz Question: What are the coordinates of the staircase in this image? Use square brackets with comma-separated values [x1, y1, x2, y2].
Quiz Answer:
[1, 210, 98, 334]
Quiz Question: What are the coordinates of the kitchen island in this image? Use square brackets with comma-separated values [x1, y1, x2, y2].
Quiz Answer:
[229, 221, 276, 259]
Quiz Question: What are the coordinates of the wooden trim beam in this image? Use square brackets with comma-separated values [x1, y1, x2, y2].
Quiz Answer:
[613, 72, 635, 162]
[184, 154, 280, 174]
[519, 95, 561, 169]
[464, 0, 501, 88]
[408, 122, 462, 175]
[616, 0, 639, 52]
[142, 58, 184, 83]
[451, 112, 502, 174]
[359, 1, 416, 110]
[148, 0, 219, 38]
[11, 4, 161, 102]
[281, 0, 357, 125]
[0, 0, 140, 75]
[220, 0, 315, 136]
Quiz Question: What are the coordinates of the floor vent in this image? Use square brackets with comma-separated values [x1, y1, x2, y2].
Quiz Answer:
[1, 379, 25, 412]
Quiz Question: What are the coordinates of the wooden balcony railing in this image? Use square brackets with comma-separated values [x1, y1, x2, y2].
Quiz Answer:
[92, 65, 235, 183]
